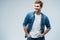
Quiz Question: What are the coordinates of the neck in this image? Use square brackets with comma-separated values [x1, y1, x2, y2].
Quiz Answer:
[35, 11, 41, 15]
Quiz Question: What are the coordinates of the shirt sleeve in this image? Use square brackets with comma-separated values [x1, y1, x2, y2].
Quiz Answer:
[45, 16, 51, 29]
[23, 14, 29, 26]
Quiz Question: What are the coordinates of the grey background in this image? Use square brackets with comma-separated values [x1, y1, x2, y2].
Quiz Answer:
[0, 0, 60, 40]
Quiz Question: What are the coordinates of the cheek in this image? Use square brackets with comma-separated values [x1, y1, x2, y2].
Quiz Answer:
[34, 7, 39, 10]
[38, 7, 41, 9]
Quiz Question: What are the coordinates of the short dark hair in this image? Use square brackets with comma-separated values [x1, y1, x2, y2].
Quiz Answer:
[35, 0, 43, 8]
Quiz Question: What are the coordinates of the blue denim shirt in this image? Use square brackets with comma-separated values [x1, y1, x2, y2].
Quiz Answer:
[23, 11, 51, 38]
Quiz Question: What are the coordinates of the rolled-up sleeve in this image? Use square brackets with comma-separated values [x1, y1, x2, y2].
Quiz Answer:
[23, 14, 29, 26]
[45, 16, 51, 29]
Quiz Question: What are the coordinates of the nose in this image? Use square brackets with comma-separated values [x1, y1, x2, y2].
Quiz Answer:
[34, 7, 38, 10]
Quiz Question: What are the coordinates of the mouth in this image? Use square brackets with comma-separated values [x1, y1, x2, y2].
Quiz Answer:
[35, 9, 39, 11]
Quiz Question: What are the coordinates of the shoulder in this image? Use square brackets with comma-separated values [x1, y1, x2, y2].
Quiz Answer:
[41, 12, 49, 19]
[26, 11, 35, 17]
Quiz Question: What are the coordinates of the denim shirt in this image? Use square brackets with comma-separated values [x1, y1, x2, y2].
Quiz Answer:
[23, 11, 51, 38]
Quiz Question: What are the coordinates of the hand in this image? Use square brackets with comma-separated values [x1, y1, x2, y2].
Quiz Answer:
[27, 34, 32, 38]
[37, 33, 44, 37]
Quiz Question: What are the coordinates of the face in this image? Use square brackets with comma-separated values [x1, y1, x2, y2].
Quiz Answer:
[34, 3, 42, 13]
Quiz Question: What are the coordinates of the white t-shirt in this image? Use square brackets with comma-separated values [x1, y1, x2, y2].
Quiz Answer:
[30, 13, 41, 38]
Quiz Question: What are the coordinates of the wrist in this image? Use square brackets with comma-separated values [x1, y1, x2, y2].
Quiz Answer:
[25, 32, 28, 35]
[42, 33, 45, 36]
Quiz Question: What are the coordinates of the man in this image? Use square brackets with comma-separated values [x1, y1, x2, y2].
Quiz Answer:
[23, 0, 51, 40]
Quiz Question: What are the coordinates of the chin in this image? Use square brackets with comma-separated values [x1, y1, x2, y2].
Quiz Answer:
[35, 10, 38, 12]
[35, 10, 39, 13]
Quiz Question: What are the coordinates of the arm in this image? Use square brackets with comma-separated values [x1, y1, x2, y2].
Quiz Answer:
[42, 16, 51, 36]
[38, 16, 51, 37]
[23, 14, 31, 38]
[42, 28, 50, 36]
[37, 28, 50, 37]
[23, 25, 31, 38]
[23, 25, 28, 36]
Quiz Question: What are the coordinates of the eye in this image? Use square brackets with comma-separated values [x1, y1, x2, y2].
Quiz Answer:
[36, 6, 39, 7]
